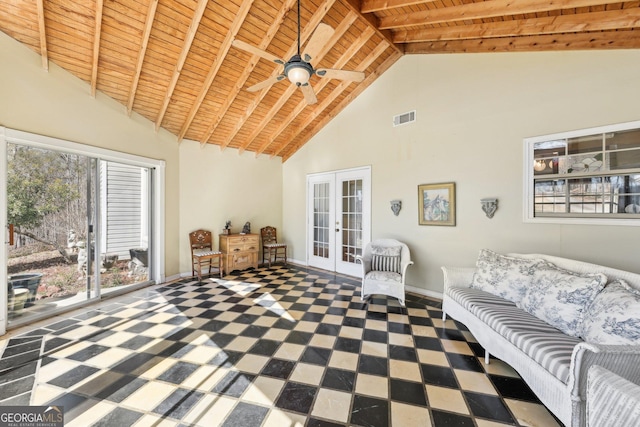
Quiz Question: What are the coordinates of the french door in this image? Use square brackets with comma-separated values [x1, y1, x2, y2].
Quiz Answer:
[307, 167, 371, 277]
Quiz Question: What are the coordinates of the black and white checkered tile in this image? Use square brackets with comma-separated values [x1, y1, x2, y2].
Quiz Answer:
[0, 266, 560, 426]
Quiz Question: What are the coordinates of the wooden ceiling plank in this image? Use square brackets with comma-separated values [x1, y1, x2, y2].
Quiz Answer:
[154, 0, 209, 131]
[214, 0, 338, 150]
[342, 0, 403, 54]
[255, 23, 373, 156]
[394, 9, 640, 42]
[127, 0, 158, 116]
[36, 0, 48, 70]
[282, 49, 401, 161]
[90, 0, 104, 97]
[361, 0, 439, 13]
[274, 41, 390, 158]
[239, 11, 362, 154]
[404, 30, 640, 53]
[197, 0, 299, 146]
[379, 0, 628, 29]
[176, 0, 256, 141]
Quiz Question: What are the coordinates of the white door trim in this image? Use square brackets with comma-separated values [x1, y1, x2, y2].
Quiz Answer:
[306, 166, 371, 276]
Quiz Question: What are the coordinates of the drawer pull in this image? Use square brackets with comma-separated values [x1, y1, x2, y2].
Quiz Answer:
[234, 248, 240, 252]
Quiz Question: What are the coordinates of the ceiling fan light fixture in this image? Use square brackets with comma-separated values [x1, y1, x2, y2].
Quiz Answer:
[285, 59, 313, 86]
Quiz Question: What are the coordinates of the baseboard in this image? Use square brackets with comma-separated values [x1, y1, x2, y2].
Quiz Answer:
[405, 284, 443, 300]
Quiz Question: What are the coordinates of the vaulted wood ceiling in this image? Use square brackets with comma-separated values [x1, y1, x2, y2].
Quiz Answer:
[1, 0, 639, 160]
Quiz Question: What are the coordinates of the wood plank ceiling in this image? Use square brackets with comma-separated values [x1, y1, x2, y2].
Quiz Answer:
[1, 0, 639, 160]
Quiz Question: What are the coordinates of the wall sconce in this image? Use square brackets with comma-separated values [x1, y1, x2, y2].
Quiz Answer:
[390, 200, 402, 216]
[481, 198, 498, 219]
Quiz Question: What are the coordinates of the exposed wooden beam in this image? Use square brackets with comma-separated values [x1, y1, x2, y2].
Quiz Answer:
[36, 0, 48, 70]
[90, 0, 104, 97]
[394, 9, 640, 42]
[127, 0, 158, 116]
[342, 0, 403, 55]
[255, 24, 373, 156]
[154, 0, 208, 131]
[198, 0, 298, 145]
[282, 49, 402, 161]
[214, 0, 338, 150]
[361, 0, 438, 13]
[176, 0, 256, 141]
[404, 30, 640, 54]
[276, 41, 391, 158]
[379, 0, 627, 29]
[240, 12, 361, 154]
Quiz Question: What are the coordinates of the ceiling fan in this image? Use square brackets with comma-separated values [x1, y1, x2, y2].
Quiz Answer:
[231, 0, 365, 105]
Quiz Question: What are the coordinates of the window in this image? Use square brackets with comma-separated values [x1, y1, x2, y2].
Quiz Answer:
[524, 121, 640, 225]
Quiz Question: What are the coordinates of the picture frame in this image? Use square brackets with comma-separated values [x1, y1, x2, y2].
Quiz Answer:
[418, 182, 456, 226]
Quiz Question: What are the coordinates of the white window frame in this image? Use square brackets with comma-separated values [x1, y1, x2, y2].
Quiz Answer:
[523, 120, 640, 226]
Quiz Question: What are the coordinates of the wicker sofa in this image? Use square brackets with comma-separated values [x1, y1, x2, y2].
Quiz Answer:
[441, 250, 640, 427]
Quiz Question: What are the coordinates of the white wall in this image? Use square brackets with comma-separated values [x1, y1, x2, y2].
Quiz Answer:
[179, 140, 283, 274]
[0, 31, 181, 276]
[284, 50, 640, 295]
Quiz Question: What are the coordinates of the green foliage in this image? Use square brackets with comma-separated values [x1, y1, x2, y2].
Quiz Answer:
[7, 145, 82, 230]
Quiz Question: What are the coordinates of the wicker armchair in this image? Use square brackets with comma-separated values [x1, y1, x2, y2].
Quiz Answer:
[355, 239, 413, 306]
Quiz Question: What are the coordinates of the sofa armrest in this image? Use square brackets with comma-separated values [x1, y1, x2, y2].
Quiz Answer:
[441, 266, 475, 293]
[587, 365, 640, 427]
[570, 342, 640, 403]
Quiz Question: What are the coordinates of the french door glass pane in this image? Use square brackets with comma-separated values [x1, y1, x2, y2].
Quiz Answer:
[341, 179, 363, 263]
[313, 183, 330, 258]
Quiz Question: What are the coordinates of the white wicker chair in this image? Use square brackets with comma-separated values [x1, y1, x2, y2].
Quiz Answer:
[355, 239, 413, 306]
[587, 365, 640, 427]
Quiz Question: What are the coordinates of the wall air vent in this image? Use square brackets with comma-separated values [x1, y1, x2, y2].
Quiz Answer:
[393, 110, 416, 127]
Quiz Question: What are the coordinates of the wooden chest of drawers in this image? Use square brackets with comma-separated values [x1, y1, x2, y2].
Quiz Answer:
[219, 233, 259, 273]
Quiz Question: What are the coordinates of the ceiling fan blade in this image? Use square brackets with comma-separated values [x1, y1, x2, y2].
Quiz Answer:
[299, 83, 317, 105]
[247, 75, 286, 92]
[316, 68, 365, 83]
[302, 23, 334, 64]
[232, 39, 285, 65]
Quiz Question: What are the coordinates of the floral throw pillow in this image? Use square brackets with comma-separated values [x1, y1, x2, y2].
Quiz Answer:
[470, 249, 543, 303]
[518, 263, 607, 337]
[581, 280, 640, 345]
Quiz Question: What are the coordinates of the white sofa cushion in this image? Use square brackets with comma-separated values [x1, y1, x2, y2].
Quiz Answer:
[470, 249, 544, 303]
[518, 262, 607, 337]
[448, 286, 580, 383]
[581, 279, 640, 345]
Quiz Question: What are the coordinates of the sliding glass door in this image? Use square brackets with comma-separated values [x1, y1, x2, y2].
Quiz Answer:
[2, 134, 156, 330]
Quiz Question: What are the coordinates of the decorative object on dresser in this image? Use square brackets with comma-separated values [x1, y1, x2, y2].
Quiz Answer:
[189, 229, 223, 281]
[223, 220, 231, 235]
[219, 233, 259, 273]
[260, 226, 287, 268]
[241, 222, 251, 234]
[355, 239, 413, 306]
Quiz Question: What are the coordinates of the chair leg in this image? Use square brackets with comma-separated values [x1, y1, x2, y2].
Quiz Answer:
[284, 247, 287, 265]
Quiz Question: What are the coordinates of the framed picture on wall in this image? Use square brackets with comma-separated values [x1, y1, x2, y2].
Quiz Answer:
[418, 182, 456, 226]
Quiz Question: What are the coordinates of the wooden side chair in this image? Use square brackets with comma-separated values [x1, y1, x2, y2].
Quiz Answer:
[261, 226, 287, 268]
[189, 229, 223, 280]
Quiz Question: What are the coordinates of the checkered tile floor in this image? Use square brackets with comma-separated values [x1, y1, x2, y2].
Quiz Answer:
[0, 266, 561, 426]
